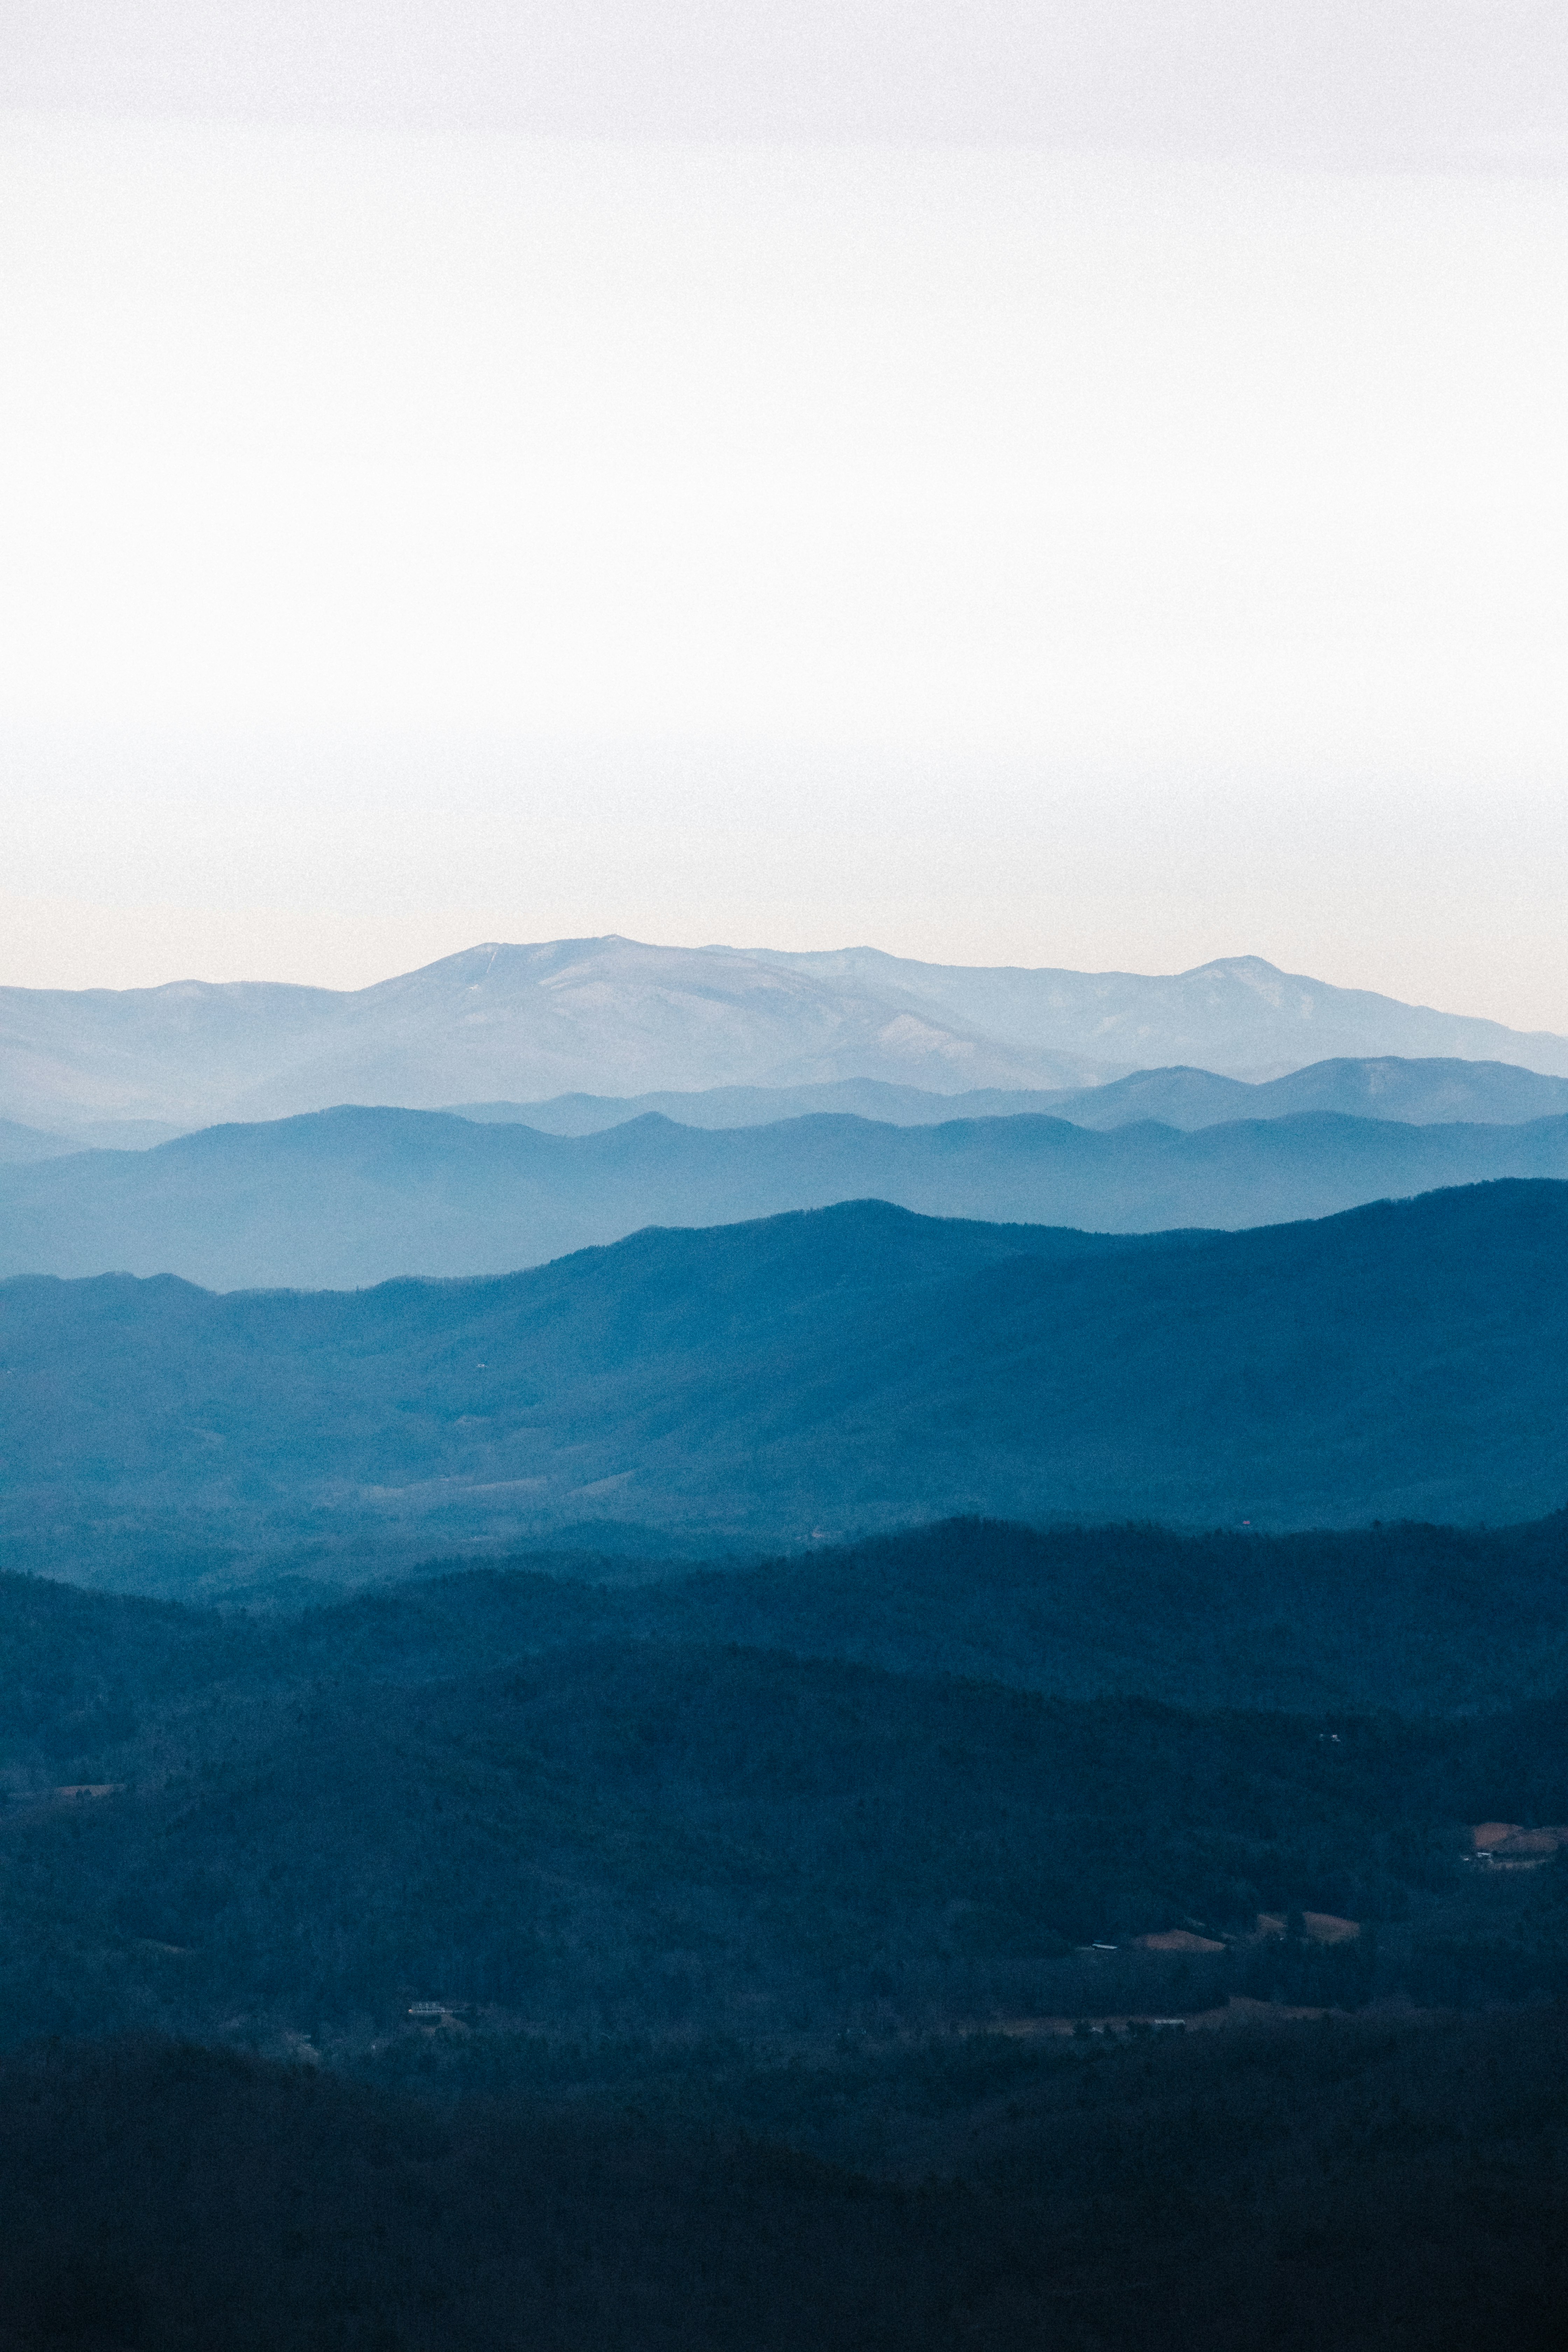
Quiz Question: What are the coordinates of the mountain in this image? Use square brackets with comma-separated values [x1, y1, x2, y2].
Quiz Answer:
[0, 938, 1111, 1132]
[437, 1513, 1568, 1718]
[3, 1183, 1565, 1563]
[8, 1536, 1568, 2056]
[0, 1117, 71, 1165]
[0, 1115, 186, 1163]
[453, 1079, 1086, 1133]
[6, 1101, 1568, 1290]
[751, 945, 1568, 1078]
[1043, 1054, 1568, 1130]
[6, 938, 1568, 1133]
[1206, 1055, 1568, 1125]
[4, 1632, 1558, 2047]
[6, 1536, 1568, 2054]
[17, 1511, 1561, 1720]
[9, 1052, 1562, 1172]
[459, 1056, 1568, 1137]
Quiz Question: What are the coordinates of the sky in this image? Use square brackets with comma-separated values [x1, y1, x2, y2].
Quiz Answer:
[2, 3, 1567, 1026]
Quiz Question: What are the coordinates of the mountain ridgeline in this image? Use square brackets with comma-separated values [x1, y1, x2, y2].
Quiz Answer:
[5, 1098, 1568, 1290]
[458, 1054, 1568, 1137]
[10, 1512, 1568, 1732]
[9, 1051, 1568, 1166]
[7, 937, 1568, 1135]
[2, 1181, 1566, 1581]
[7, 1511, 1568, 2046]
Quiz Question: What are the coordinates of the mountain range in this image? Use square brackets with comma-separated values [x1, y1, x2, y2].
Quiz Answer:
[9, 1052, 1568, 1168]
[4, 1182, 1564, 1575]
[460, 1054, 1568, 1137]
[7, 938, 1568, 1136]
[6, 1101, 1568, 1290]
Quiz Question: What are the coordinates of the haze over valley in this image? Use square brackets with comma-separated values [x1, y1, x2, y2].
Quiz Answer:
[6, 940, 1568, 1289]
[8, 1099, 1568, 1291]
[5, 938, 1568, 1557]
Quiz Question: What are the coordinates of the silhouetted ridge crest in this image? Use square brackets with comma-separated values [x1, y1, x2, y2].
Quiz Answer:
[6, 1093, 1568, 1288]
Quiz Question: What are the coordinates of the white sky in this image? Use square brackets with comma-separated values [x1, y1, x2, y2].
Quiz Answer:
[2, 5, 1567, 1023]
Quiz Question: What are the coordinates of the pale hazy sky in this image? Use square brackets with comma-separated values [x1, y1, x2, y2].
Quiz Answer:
[3, 5, 1567, 1024]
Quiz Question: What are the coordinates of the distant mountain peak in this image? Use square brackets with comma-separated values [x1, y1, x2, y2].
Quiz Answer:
[4, 939, 1566, 1132]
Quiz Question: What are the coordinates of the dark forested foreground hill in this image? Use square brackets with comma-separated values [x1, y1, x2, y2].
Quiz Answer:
[7, 1098, 1568, 1287]
[3, 1602, 1568, 2352]
[6, 1556, 1568, 2047]
[3, 2019, 1568, 2352]
[7, 1534, 1568, 2347]
[7, 1513, 1568, 1731]
[3, 1182, 1567, 1568]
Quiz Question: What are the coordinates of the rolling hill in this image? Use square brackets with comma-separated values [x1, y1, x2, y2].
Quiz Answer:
[454, 1056, 1568, 1136]
[1031, 1054, 1568, 1131]
[2, 1182, 1565, 1564]
[4, 1100, 1568, 1289]
[10, 1512, 1567, 1720]
[4, 1535, 1568, 2057]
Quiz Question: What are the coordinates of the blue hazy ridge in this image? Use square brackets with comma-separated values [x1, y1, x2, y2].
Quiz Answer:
[4, 1100, 1568, 1289]
[1, 1180, 1564, 1546]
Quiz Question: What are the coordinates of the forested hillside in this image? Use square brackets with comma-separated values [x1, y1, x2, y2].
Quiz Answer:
[3, 1184, 1566, 1580]
[5, 1536, 1568, 2053]
[4, 1506, 1568, 2345]
[9, 1511, 1568, 1728]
